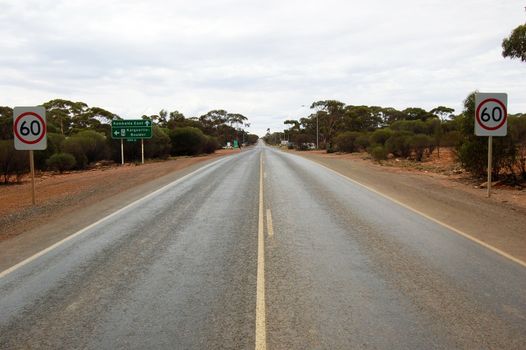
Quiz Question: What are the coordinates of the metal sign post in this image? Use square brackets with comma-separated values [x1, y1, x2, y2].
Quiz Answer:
[474, 93, 508, 198]
[141, 139, 144, 165]
[121, 139, 124, 165]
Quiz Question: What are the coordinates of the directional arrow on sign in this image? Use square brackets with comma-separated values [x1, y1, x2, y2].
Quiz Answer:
[113, 130, 119, 136]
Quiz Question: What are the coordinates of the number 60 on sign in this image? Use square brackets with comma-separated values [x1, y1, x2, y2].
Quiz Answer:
[475, 93, 507, 137]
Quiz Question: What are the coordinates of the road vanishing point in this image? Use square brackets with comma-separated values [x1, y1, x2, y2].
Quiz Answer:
[1, 142, 525, 349]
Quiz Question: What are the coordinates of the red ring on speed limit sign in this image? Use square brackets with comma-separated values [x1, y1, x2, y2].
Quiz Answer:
[476, 98, 507, 131]
[13, 112, 47, 144]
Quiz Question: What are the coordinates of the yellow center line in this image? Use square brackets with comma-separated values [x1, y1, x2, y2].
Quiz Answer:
[255, 152, 267, 350]
[266, 209, 274, 237]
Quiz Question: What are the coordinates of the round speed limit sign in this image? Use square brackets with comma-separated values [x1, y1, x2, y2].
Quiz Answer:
[13, 106, 47, 150]
[475, 93, 507, 137]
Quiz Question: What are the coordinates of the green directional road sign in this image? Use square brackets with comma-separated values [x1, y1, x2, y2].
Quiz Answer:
[111, 119, 152, 139]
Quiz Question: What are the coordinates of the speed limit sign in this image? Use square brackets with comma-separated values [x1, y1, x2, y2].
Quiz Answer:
[475, 93, 507, 136]
[13, 106, 47, 150]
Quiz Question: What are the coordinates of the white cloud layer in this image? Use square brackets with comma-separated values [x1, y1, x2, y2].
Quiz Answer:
[1, 0, 524, 135]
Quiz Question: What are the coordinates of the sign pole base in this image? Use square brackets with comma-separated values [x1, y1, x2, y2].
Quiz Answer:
[487, 136, 493, 198]
[29, 150, 36, 205]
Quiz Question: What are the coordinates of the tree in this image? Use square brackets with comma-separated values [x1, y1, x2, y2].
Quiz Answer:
[502, 24, 526, 62]
[310, 100, 345, 150]
[0, 106, 13, 140]
[43, 99, 88, 135]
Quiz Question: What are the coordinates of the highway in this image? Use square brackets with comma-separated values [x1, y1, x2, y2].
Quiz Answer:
[1, 142, 525, 349]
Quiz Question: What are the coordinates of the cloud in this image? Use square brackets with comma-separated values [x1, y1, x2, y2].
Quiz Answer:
[0, 0, 524, 135]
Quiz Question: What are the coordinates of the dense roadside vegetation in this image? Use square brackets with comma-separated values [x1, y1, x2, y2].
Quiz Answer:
[0, 100, 258, 184]
[265, 93, 526, 182]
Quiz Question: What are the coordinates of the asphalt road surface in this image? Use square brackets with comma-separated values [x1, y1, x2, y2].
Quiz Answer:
[1, 142, 525, 349]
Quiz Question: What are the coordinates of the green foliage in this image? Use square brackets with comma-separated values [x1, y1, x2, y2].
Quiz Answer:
[370, 129, 393, 146]
[334, 131, 360, 153]
[169, 127, 208, 156]
[370, 145, 387, 162]
[62, 138, 88, 169]
[509, 115, 526, 178]
[502, 23, 526, 62]
[391, 120, 430, 134]
[355, 134, 371, 150]
[0, 106, 13, 140]
[46, 153, 76, 173]
[442, 131, 462, 147]
[35, 132, 65, 170]
[410, 134, 433, 161]
[203, 136, 219, 154]
[144, 126, 171, 159]
[0, 140, 28, 183]
[292, 134, 312, 151]
[385, 132, 412, 158]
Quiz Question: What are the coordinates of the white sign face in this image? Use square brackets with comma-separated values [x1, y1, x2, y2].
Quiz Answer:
[13, 106, 47, 150]
[475, 93, 507, 136]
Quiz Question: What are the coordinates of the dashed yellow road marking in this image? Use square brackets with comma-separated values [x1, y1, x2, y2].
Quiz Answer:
[266, 209, 274, 237]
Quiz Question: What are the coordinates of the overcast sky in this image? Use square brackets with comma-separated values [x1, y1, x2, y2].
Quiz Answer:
[1, 0, 524, 135]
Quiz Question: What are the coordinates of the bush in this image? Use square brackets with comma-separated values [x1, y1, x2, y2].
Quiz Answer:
[46, 153, 76, 173]
[62, 138, 88, 169]
[334, 131, 360, 152]
[0, 140, 28, 183]
[35, 132, 65, 170]
[355, 134, 371, 150]
[144, 126, 171, 159]
[370, 145, 387, 162]
[292, 134, 312, 151]
[370, 129, 393, 146]
[410, 134, 432, 161]
[203, 136, 219, 154]
[169, 127, 207, 156]
[385, 131, 412, 158]
[442, 131, 462, 147]
[74, 130, 109, 163]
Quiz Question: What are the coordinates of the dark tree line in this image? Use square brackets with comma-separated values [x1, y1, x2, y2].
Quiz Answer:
[266, 96, 526, 181]
[0, 100, 258, 183]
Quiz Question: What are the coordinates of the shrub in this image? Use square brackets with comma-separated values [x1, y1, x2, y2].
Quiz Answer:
[203, 136, 219, 154]
[0, 140, 28, 183]
[292, 134, 312, 151]
[355, 134, 371, 150]
[442, 131, 462, 147]
[145, 126, 171, 159]
[334, 131, 360, 152]
[410, 134, 432, 161]
[46, 153, 76, 173]
[370, 145, 387, 162]
[74, 130, 109, 163]
[385, 131, 412, 158]
[169, 127, 207, 156]
[370, 129, 393, 146]
[62, 138, 88, 169]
